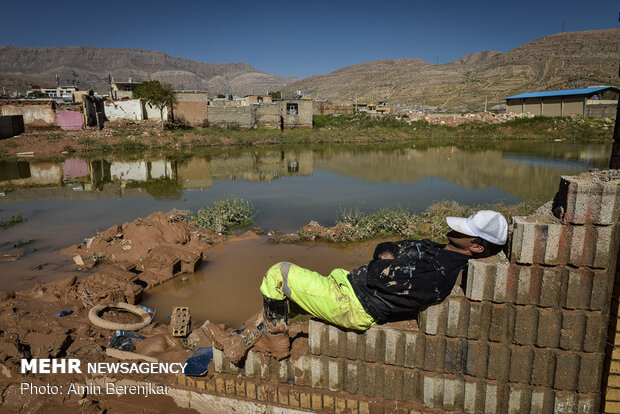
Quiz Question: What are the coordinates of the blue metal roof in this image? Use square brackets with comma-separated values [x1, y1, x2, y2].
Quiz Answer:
[504, 87, 617, 100]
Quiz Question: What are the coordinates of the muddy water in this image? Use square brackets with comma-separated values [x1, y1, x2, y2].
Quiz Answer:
[141, 236, 377, 327]
[0, 140, 612, 295]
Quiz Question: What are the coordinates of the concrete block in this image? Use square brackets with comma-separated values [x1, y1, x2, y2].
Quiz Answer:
[361, 363, 383, 398]
[531, 348, 556, 387]
[404, 332, 425, 369]
[364, 326, 381, 362]
[554, 173, 620, 226]
[570, 224, 620, 269]
[383, 327, 405, 366]
[559, 310, 586, 351]
[539, 267, 565, 307]
[467, 301, 492, 340]
[489, 303, 515, 343]
[310, 356, 328, 389]
[513, 305, 539, 345]
[466, 341, 488, 378]
[422, 373, 444, 408]
[508, 384, 532, 414]
[309, 319, 325, 355]
[443, 376, 465, 411]
[554, 351, 580, 391]
[536, 308, 562, 348]
[420, 299, 447, 335]
[577, 394, 599, 414]
[444, 338, 467, 375]
[346, 330, 360, 360]
[466, 259, 509, 302]
[244, 350, 259, 377]
[487, 343, 510, 381]
[508, 346, 533, 384]
[530, 388, 555, 414]
[424, 335, 446, 371]
[383, 365, 404, 401]
[328, 358, 344, 391]
[583, 312, 607, 353]
[327, 324, 341, 357]
[589, 268, 612, 311]
[484, 382, 498, 414]
[565, 267, 594, 310]
[577, 353, 604, 393]
[553, 391, 578, 414]
[447, 297, 471, 337]
[402, 368, 421, 402]
[515, 265, 539, 305]
[343, 360, 360, 394]
[464, 377, 486, 414]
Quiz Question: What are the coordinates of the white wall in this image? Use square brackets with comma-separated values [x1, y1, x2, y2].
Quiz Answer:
[104, 99, 144, 121]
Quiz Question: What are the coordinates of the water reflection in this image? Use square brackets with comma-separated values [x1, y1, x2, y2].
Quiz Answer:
[0, 141, 610, 205]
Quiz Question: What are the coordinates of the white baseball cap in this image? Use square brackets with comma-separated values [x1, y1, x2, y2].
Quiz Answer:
[446, 210, 508, 245]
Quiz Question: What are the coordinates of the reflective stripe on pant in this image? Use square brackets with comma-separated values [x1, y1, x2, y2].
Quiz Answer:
[260, 262, 376, 331]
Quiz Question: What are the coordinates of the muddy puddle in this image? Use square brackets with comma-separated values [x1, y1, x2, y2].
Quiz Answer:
[141, 236, 377, 328]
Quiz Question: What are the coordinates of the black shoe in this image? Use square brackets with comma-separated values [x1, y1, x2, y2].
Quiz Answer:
[262, 294, 289, 327]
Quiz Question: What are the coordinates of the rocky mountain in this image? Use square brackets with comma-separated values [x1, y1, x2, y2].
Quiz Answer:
[0, 46, 298, 96]
[282, 29, 620, 110]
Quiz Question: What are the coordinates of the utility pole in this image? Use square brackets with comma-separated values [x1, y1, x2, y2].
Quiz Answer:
[485, 96, 488, 112]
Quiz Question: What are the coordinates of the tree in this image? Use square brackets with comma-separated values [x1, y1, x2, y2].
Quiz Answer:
[133, 81, 177, 127]
[27, 90, 48, 99]
[268, 91, 281, 100]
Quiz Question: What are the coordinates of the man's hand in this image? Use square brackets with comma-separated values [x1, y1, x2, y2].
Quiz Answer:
[378, 252, 394, 260]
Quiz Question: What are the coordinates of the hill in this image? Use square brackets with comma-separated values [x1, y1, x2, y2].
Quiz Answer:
[0, 46, 298, 96]
[282, 29, 620, 110]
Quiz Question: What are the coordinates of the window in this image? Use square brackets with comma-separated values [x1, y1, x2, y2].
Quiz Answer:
[286, 103, 298, 115]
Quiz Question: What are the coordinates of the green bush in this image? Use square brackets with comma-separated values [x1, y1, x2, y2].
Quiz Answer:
[194, 196, 257, 234]
[0, 213, 24, 230]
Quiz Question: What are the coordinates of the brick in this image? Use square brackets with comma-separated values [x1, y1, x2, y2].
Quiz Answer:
[590, 268, 612, 311]
[314, 393, 325, 410]
[509, 346, 533, 383]
[487, 343, 510, 381]
[246, 382, 256, 399]
[335, 397, 346, 414]
[225, 379, 235, 395]
[235, 379, 245, 396]
[310, 356, 327, 389]
[383, 365, 404, 401]
[560, 310, 586, 351]
[359, 401, 370, 414]
[206, 379, 216, 392]
[539, 266, 565, 307]
[463, 377, 486, 414]
[466, 259, 506, 301]
[554, 351, 580, 391]
[402, 369, 421, 402]
[467, 301, 492, 340]
[384, 327, 405, 366]
[604, 400, 620, 414]
[362, 363, 384, 398]
[422, 373, 443, 408]
[570, 224, 619, 269]
[531, 348, 556, 387]
[288, 390, 300, 407]
[577, 394, 599, 414]
[466, 341, 488, 378]
[443, 376, 464, 411]
[277, 387, 288, 405]
[508, 384, 532, 414]
[444, 338, 467, 374]
[554, 174, 620, 225]
[489, 303, 515, 343]
[515, 265, 539, 305]
[346, 399, 358, 413]
[215, 377, 225, 393]
[328, 358, 344, 391]
[584, 312, 607, 352]
[346, 330, 360, 360]
[424, 336, 446, 371]
[420, 299, 447, 335]
[536, 308, 562, 348]
[513, 305, 539, 345]
[300, 392, 311, 409]
[309, 319, 325, 355]
[578, 353, 604, 393]
[484, 383, 499, 414]
[554, 391, 578, 414]
[328, 324, 341, 357]
[607, 384, 620, 400]
[510, 217, 536, 264]
[364, 327, 381, 362]
[530, 388, 555, 414]
[404, 332, 425, 369]
[344, 360, 360, 394]
[492, 260, 517, 303]
[566, 267, 594, 310]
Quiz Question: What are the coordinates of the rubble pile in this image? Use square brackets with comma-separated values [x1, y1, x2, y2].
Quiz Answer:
[403, 110, 535, 126]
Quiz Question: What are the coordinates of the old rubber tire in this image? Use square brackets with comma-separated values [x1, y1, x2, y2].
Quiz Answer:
[88, 302, 152, 331]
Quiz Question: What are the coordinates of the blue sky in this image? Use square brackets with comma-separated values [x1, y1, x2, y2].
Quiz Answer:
[2, 0, 618, 78]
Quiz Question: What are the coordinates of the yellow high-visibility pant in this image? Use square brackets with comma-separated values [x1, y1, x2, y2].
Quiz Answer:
[260, 262, 376, 331]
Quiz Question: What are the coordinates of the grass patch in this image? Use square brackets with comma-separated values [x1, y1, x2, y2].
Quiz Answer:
[76, 137, 110, 152]
[3, 140, 19, 148]
[0, 213, 25, 230]
[194, 196, 257, 234]
[113, 130, 136, 137]
[113, 139, 147, 151]
[46, 134, 61, 142]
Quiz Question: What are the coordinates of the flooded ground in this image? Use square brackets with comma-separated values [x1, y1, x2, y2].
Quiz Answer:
[0, 139, 612, 324]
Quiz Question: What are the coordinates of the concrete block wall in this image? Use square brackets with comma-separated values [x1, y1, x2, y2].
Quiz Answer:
[207, 106, 255, 129]
[208, 171, 620, 414]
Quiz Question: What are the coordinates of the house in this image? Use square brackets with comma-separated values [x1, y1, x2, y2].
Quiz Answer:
[242, 95, 273, 105]
[504, 86, 619, 118]
[27, 85, 79, 102]
[173, 91, 208, 126]
[110, 78, 143, 100]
